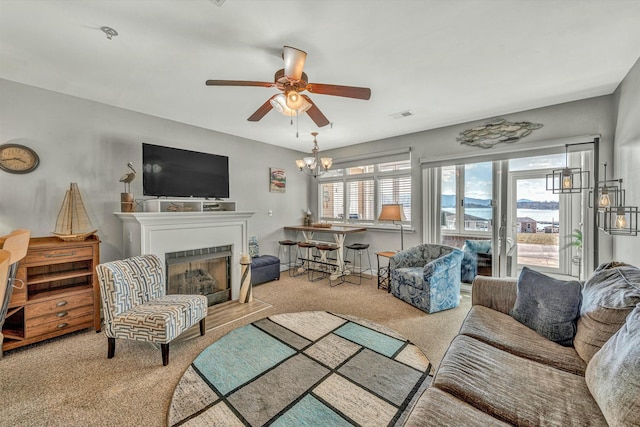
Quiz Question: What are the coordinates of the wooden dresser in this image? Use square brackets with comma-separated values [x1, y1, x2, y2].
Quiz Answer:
[2, 235, 100, 352]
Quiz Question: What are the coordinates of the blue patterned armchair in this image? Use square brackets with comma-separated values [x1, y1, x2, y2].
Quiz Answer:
[390, 244, 464, 313]
[96, 254, 208, 366]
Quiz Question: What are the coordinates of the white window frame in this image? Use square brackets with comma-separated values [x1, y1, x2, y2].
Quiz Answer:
[318, 160, 412, 226]
[440, 162, 495, 239]
[422, 139, 595, 279]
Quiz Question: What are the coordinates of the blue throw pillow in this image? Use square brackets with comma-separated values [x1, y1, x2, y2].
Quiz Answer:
[248, 236, 260, 258]
[510, 267, 582, 346]
[464, 239, 492, 254]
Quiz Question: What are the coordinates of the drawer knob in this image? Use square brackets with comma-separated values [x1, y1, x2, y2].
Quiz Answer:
[57, 311, 68, 318]
[45, 251, 76, 258]
[56, 300, 68, 307]
[57, 323, 68, 329]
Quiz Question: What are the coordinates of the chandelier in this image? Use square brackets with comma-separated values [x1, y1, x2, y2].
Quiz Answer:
[295, 132, 332, 178]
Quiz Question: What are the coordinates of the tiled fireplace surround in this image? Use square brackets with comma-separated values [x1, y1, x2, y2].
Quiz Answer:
[116, 211, 254, 301]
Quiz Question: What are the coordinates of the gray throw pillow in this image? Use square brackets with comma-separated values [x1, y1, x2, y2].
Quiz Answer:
[574, 262, 640, 362]
[510, 267, 582, 346]
[586, 305, 640, 427]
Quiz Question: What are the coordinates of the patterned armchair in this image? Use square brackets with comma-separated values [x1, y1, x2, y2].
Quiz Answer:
[390, 244, 464, 313]
[96, 254, 208, 366]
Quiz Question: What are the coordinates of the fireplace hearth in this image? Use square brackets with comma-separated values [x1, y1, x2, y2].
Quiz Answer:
[166, 245, 231, 306]
[116, 210, 255, 301]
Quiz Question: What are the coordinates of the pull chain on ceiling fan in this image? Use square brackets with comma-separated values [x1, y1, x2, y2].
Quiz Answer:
[205, 46, 371, 128]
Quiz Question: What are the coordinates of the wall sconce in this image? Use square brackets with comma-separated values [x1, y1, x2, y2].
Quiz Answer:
[588, 163, 624, 209]
[598, 205, 638, 236]
[546, 144, 590, 194]
[595, 174, 639, 236]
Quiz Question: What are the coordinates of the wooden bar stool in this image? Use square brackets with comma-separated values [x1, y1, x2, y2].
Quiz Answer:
[344, 243, 372, 285]
[296, 241, 316, 277]
[278, 240, 298, 276]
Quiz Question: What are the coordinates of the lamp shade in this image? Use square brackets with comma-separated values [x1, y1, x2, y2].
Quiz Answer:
[286, 90, 304, 110]
[378, 204, 407, 222]
[270, 94, 311, 116]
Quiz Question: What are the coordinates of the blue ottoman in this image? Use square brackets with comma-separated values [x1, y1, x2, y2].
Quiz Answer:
[251, 255, 280, 285]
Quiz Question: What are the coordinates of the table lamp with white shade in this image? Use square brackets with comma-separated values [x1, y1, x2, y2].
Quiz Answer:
[378, 204, 407, 250]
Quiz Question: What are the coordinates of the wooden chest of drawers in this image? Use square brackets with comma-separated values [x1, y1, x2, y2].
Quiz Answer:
[2, 235, 100, 352]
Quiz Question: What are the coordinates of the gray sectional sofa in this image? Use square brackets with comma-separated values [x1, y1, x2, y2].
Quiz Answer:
[405, 263, 640, 427]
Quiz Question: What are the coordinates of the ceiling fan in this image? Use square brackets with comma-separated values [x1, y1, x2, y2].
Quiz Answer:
[205, 46, 371, 127]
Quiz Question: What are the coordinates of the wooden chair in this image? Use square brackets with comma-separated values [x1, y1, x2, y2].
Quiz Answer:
[0, 229, 31, 357]
[96, 253, 208, 366]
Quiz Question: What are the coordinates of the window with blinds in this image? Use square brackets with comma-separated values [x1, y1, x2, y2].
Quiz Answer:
[379, 175, 411, 220]
[320, 181, 344, 220]
[347, 179, 375, 221]
[318, 159, 411, 225]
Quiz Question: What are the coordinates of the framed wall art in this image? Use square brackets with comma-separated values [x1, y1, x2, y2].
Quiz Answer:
[270, 168, 286, 193]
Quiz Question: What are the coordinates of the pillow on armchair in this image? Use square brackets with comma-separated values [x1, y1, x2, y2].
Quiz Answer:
[464, 239, 492, 254]
[461, 239, 492, 283]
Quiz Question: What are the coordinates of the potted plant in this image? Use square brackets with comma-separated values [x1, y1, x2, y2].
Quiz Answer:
[564, 228, 583, 279]
[565, 228, 583, 256]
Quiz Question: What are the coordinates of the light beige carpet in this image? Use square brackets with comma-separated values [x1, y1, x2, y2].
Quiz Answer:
[1, 274, 471, 427]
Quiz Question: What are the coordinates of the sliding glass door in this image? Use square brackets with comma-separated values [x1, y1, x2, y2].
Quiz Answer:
[506, 154, 578, 276]
[432, 151, 586, 280]
[440, 161, 495, 282]
[508, 173, 562, 273]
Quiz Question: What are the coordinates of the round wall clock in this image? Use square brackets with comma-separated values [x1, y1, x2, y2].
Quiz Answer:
[0, 143, 40, 174]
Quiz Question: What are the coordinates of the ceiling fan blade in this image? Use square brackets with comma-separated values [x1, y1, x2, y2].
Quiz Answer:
[247, 96, 275, 122]
[206, 80, 274, 88]
[302, 95, 330, 127]
[306, 83, 371, 100]
[283, 46, 307, 81]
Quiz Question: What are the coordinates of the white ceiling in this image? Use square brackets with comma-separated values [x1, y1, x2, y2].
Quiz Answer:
[1, 0, 639, 151]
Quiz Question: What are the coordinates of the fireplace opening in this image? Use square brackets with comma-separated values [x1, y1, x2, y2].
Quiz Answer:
[166, 245, 231, 306]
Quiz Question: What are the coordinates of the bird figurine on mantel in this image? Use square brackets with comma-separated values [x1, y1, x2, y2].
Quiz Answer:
[119, 162, 136, 193]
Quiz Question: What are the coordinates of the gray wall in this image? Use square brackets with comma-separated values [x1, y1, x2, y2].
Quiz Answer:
[0, 79, 310, 263]
[612, 57, 640, 266]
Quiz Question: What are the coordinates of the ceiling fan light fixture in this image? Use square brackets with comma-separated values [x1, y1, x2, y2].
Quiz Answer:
[270, 93, 311, 117]
[269, 94, 287, 114]
[206, 45, 370, 128]
[286, 89, 304, 110]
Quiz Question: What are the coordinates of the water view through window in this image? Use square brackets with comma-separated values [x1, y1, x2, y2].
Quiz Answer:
[440, 153, 569, 273]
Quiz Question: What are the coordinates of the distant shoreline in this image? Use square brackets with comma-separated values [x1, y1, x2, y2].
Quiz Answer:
[442, 207, 560, 225]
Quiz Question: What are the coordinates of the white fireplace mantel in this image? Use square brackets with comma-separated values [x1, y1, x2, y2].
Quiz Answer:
[115, 211, 255, 301]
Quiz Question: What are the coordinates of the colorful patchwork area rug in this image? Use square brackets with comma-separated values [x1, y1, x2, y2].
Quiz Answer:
[168, 311, 431, 427]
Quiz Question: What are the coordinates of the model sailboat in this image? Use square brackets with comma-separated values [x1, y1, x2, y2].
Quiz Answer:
[53, 183, 97, 241]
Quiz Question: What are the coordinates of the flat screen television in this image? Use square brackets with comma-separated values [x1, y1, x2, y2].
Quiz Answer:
[142, 143, 229, 199]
